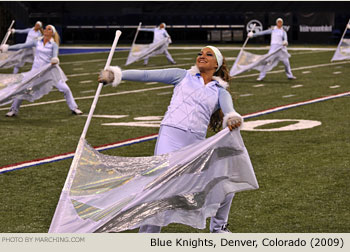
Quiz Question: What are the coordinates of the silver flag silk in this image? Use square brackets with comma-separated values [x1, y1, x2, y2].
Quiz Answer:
[230, 46, 290, 76]
[0, 63, 66, 106]
[125, 37, 170, 66]
[49, 128, 258, 233]
[331, 38, 350, 62]
[0, 48, 34, 69]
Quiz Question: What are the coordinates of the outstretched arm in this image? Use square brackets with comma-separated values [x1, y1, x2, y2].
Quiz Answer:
[252, 29, 272, 38]
[98, 67, 187, 87]
[12, 28, 32, 34]
[218, 88, 243, 130]
[139, 28, 155, 32]
[8, 40, 37, 50]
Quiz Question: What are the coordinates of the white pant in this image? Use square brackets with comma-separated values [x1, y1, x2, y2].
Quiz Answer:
[139, 125, 235, 233]
[144, 49, 175, 65]
[258, 44, 294, 80]
[10, 80, 78, 113]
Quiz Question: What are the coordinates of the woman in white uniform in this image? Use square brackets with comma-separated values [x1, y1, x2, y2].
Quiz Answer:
[140, 23, 176, 65]
[248, 18, 296, 81]
[0, 25, 83, 117]
[99, 46, 243, 233]
[0, 21, 43, 74]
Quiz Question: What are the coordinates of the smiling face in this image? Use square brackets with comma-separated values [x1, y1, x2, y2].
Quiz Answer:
[44, 25, 54, 38]
[196, 47, 218, 73]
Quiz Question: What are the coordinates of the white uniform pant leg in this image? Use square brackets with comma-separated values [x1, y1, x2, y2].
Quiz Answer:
[10, 98, 23, 113]
[139, 125, 204, 233]
[144, 57, 149, 65]
[164, 49, 175, 64]
[210, 192, 235, 232]
[281, 56, 294, 78]
[55, 80, 78, 111]
[259, 44, 281, 80]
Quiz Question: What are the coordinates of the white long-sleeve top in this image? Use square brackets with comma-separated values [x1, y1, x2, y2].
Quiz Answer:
[139, 27, 170, 43]
[13, 27, 42, 43]
[8, 38, 58, 70]
[253, 26, 288, 46]
[121, 67, 236, 137]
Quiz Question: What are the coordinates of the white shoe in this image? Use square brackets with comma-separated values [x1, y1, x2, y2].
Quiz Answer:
[212, 224, 232, 233]
[5, 110, 17, 117]
[288, 76, 297, 80]
[256, 77, 264, 81]
[72, 108, 83, 115]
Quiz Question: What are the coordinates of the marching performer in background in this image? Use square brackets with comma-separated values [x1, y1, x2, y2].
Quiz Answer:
[248, 18, 296, 81]
[0, 21, 43, 74]
[0, 24, 83, 117]
[140, 23, 176, 65]
[99, 46, 244, 233]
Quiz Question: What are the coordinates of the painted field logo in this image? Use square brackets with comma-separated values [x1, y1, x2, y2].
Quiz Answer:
[246, 20, 263, 33]
[242, 119, 322, 131]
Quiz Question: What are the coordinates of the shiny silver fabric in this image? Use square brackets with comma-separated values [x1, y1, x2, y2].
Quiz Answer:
[0, 48, 34, 69]
[331, 38, 350, 61]
[230, 46, 290, 76]
[0, 64, 66, 106]
[49, 128, 258, 233]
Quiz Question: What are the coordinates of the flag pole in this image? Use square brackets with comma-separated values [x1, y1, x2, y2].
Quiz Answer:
[240, 23, 256, 55]
[125, 22, 142, 66]
[337, 19, 350, 49]
[1, 20, 15, 46]
[331, 19, 350, 62]
[63, 30, 122, 190]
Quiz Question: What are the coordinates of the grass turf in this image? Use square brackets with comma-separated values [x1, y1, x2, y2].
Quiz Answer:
[0, 45, 349, 232]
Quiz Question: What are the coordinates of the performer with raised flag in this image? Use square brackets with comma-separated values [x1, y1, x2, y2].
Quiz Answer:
[0, 24, 83, 117]
[247, 18, 296, 81]
[0, 21, 44, 74]
[331, 19, 350, 62]
[125, 22, 176, 66]
[99, 46, 246, 233]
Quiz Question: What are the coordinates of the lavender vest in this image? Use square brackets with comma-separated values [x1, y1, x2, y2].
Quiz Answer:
[161, 71, 222, 137]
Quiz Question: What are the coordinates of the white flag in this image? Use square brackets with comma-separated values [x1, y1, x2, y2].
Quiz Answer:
[331, 38, 350, 62]
[0, 48, 34, 69]
[230, 46, 290, 76]
[0, 64, 66, 106]
[49, 128, 258, 233]
[125, 37, 170, 66]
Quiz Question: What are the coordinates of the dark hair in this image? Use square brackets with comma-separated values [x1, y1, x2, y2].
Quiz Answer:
[209, 58, 232, 132]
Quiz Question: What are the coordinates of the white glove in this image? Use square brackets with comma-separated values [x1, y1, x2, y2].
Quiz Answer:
[223, 111, 243, 130]
[51, 57, 59, 65]
[247, 32, 254, 38]
[347, 24, 350, 29]
[0, 44, 9, 53]
[11, 28, 15, 34]
[98, 66, 122, 87]
[282, 40, 288, 46]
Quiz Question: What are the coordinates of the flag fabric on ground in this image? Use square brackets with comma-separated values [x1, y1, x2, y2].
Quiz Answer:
[230, 46, 290, 76]
[0, 64, 66, 106]
[125, 37, 170, 66]
[0, 48, 34, 69]
[331, 38, 350, 62]
[49, 128, 258, 233]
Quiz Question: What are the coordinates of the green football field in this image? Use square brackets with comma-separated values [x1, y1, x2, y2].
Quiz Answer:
[0, 45, 349, 233]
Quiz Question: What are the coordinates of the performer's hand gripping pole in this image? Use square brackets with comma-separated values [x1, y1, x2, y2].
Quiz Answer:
[1, 20, 15, 46]
[240, 23, 256, 53]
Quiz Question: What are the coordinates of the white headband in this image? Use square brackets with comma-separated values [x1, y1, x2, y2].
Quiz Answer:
[204, 45, 223, 71]
[47, 24, 56, 35]
[276, 18, 283, 24]
[36, 21, 42, 28]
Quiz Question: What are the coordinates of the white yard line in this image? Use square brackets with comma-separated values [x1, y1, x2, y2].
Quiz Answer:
[0, 86, 173, 111]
